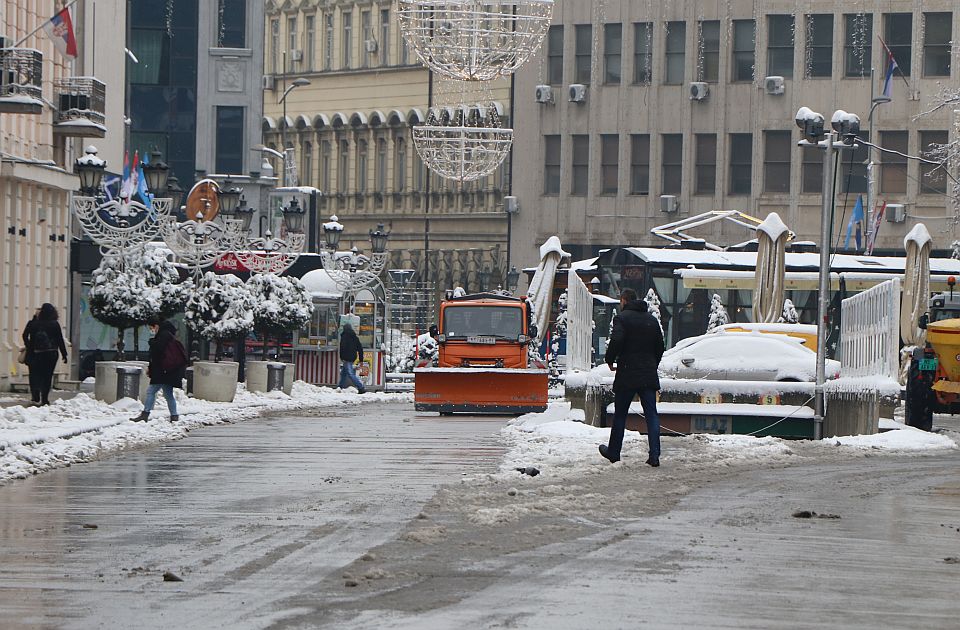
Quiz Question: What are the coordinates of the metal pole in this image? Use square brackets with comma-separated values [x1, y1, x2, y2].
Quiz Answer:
[814, 131, 837, 441]
[281, 51, 288, 187]
[866, 68, 875, 240]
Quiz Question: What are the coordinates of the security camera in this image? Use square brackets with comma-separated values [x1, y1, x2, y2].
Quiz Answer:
[795, 106, 825, 141]
[831, 109, 861, 143]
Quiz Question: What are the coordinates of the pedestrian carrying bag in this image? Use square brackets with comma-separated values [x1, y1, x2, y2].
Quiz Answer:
[161, 339, 188, 372]
[17, 347, 27, 364]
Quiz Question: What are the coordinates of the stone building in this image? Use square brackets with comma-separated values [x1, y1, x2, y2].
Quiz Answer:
[510, 0, 958, 271]
[262, 0, 513, 292]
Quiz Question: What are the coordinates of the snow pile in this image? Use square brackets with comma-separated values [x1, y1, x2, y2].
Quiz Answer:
[827, 421, 957, 452]
[0, 384, 412, 483]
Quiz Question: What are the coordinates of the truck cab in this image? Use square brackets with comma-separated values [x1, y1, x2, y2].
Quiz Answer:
[437, 294, 534, 369]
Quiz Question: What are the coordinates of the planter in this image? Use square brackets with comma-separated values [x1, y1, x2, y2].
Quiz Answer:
[247, 361, 296, 395]
[192, 360, 239, 402]
[93, 361, 149, 403]
[283, 362, 295, 395]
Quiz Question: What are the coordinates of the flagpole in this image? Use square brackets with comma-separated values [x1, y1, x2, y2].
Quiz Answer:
[877, 36, 912, 90]
[12, 0, 81, 48]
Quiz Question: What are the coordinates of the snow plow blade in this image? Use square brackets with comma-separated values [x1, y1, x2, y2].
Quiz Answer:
[414, 367, 549, 415]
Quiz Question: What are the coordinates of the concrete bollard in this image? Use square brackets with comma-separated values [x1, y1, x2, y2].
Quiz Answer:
[116, 365, 142, 401]
[266, 362, 285, 392]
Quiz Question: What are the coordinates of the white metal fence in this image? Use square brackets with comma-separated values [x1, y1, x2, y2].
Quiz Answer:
[566, 268, 594, 372]
[839, 277, 900, 380]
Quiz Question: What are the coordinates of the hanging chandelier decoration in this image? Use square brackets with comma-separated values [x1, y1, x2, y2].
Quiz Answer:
[413, 102, 512, 182]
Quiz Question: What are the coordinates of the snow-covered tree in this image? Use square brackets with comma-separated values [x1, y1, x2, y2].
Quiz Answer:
[89, 249, 182, 359]
[246, 273, 314, 360]
[952, 240, 960, 260]
[706, 293, 730, 332]
[916, 89, 960, 222]
[184, 272, 255, 361]
[644, 288, 664, 335]
[553, 290, 568, 338]
[779, 298, 800, 324]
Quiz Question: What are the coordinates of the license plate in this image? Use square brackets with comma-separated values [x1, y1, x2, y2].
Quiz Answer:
[467, 336, 497, 345]
[692, 415, 730, 434]
[918, 358, 938, 371]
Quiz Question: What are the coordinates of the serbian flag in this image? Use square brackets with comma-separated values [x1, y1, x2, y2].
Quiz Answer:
[881, 45, 898, 100]
[43, 8, 78, 59]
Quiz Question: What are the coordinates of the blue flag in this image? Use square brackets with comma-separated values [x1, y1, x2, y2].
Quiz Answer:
[137, 152, 155, 217]
[844, 195, 865, 250]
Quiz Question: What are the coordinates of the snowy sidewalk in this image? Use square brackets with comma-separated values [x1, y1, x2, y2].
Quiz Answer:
[0, 383, 411, 483]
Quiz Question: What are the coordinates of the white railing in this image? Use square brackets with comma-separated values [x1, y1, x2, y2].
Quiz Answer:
[566, 268, 594, 372]
[840, 277, 900, 380]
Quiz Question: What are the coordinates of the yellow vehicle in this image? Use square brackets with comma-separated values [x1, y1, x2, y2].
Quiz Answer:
[711, 322, 818, 352]
[908, 279, 960, 430]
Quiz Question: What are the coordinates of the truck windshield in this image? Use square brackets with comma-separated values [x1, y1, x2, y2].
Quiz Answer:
[443, 306, 523, 339]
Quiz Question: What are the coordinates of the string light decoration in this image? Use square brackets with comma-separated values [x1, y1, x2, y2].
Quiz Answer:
[413, 103, 512, 182]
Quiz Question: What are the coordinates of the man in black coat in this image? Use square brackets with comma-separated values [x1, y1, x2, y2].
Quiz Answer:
[600, 288, 665, 466]
[131, 319, 186, 422]
[338, 322, 366, 393]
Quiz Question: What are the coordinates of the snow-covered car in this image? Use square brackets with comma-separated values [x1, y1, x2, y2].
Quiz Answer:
[659, 332, 840, 382]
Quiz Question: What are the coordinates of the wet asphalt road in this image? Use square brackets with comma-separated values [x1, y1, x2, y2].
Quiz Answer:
[0, 403, 507, 629]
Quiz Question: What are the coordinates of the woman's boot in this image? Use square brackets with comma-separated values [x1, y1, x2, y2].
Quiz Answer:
[130, 411, 149, 422]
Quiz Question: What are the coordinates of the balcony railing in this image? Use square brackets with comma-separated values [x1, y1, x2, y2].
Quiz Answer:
[54, 77, 107, 137]
[0, 48, 43, 114]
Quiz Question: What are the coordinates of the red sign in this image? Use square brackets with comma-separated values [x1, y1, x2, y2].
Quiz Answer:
[215, 252, 248, 272]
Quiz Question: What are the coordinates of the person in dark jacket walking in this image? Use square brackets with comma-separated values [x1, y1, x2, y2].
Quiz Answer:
[600, 288, 665, 466]
[22, 304, 68, 406]
[338, 322, 366, 393]
[131, 318, 185, 422]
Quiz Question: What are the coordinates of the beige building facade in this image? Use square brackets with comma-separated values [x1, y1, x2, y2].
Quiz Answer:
[263, 0, 513, 291]
[1, 0, 124, 390]
[510, 0, 958, 271]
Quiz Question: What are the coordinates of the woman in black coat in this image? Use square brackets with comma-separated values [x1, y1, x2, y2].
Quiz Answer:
[131, 319, 186, 422]
[22, 303, 68, 406]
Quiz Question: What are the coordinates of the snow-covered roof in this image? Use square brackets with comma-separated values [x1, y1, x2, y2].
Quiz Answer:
[677, 268, 960, 291]
[300, 269, 343, 299]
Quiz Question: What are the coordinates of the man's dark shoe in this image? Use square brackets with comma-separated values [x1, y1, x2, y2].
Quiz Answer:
[646, 457, 660, 467]
[598, 444, 620, 463]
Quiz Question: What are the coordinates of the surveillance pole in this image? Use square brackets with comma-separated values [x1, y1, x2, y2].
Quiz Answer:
[814, 131, 837, 442]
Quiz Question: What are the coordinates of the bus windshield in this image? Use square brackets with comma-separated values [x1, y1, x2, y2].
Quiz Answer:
[443, 306, 524, 339]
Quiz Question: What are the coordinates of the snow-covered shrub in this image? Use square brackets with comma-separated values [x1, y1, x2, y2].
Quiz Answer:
[779, 298, 800, 324]
[706, 293, 730, 332]
[184, 272, 255, 360]
[246, 273, 313, 359]
[644, 288, 664, 335]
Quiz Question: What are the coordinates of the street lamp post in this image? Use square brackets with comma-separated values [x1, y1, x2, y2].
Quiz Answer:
[278, 77, 311, 186]
[865, 92, 891, 242]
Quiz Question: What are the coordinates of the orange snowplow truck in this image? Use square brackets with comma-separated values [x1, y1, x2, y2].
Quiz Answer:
[414, 292, 549, 415]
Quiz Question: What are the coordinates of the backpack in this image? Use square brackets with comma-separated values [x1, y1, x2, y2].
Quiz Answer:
[161, 338, 188, 372]
[32, 328, 53, 352]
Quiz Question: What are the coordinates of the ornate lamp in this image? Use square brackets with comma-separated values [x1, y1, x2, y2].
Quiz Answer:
[369, 223, 391, 254]
[235, 198, 255, 232]
[166, 175, 184, 212]
[283, 198, 306, 233]
[323, 214, 344, 249]
[75, 145, 106, 195]
[142, 150, 170, 194]
[506, 265, 520, 291]
[479, 266, 491, 291]
[218, 178, 243, 215]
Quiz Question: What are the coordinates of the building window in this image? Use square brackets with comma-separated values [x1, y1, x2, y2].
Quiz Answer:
[342, 10, 353, 69]
[763, 131, 792, 193]
[547, 25, 564, 85]
[575, 25, 591, 84]
[600, 135, 619, 195]
[287, 16, 297, 72]
[630, 134, 650, 195]
[603, 24, 622, 85]
[923, 13, 952, 77]
[361, 10, 372, 68]
[338, 139, 349, 191]
[880, 131, 908, 194]
[884, 13, 912, 77]
[920, 130, 949, 194]
[697, 21, 720, 82]
[844, 13, 872, 78]
[270, 19, 280, 73]
[324, 14, 334, 70]
[662, 134, 683, 195]
[729, 134, 752, 196]
[302, 140, 313, 186]
[380, 9, 390, 66]
[376, 138, 387, 195]
[633, 22, 652, 84]
[801, 145, 822, 193]
[544, 135, 560, 195]
[840, 131, 869, 194]
[731, 19, 755, 82]
[571, 135, 589, 196]
[394, 137, 406, 192]
[805, 14, 833, 78]
[767, 15, 794, 78]
[215, 106, 244, 174]
[305, 15, 315, 71]
[321, 140, 331, 192]
[413, 151, 424, 191]
[357, 139, 368, 193]
[400, 21, 409, 64]
[664, 21, 685, 85]
[694, 134, 716, 195]
[217, 0, 246, 48]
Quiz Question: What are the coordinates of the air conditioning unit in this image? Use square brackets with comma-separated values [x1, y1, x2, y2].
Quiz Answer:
[689, 82, 709, 101]
[290, 49, 303, 62]
[764, 75, 785, 95]
[364, 39, 378, 53]
[504, 196, 519, 214]
[886, 203, 906, 223]
[660, 195, 679, 214]
[535, 85, 554, 104]
[568, 83, 587, 103]
[262, 75, 276, 91]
